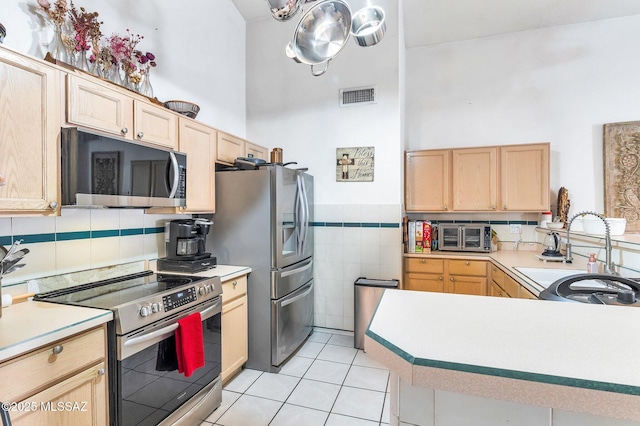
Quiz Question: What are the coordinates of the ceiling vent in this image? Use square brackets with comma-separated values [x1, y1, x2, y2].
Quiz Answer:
[339, 86, 377, 107]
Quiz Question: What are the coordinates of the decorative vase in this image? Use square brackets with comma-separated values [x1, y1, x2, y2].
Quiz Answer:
[140, 67, 154, 98]
[75, 50, 90, 73]
[48, 24, 69, 64]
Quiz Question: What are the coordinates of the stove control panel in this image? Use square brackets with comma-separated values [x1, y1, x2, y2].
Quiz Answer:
[162, 287, 198, 312]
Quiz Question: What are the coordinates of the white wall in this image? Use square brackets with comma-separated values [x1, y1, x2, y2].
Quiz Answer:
[2, 0, 246, 136]
[405, 15, 640, 218]
[245, 0, 404, 330]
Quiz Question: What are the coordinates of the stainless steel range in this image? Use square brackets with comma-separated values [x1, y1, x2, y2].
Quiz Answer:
[34, 271, 222, 426]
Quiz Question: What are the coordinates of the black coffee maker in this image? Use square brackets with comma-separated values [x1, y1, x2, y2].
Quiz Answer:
[157, 218, 217, 273]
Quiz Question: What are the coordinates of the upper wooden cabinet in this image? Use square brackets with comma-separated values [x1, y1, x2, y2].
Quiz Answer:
[0, 48, 61, 215]
[217, 131, 268, 164]
[405, 143, 550, 212]
[500, 143, 550, 211]
[66, 74, 178, 149]
[452, 147, 498, 211]
[245, 141, 269, 161]
[405, 150, 451, 211]
[217, 132, 245, 164]
[178, 118, 217, 212]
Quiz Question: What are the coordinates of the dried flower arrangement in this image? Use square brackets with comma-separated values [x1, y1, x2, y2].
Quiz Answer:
[37, 0, 68, 27]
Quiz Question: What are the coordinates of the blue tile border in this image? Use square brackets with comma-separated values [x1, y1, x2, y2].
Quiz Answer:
[0, 236, 12, 246]
[121, 228, 144, 236]
[91, 230, 119, 239]
[0, 227, 164, 246]
[15, 233, 56, 244]
[311, 222, 400, 228]
[145, 227, 165, 234]
[425, 220, 539, 226]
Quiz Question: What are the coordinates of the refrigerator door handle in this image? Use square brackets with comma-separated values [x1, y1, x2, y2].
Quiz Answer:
[280, 259, 313, 278]
[281, 281, 313, 308]
[298, 173, 309, 254]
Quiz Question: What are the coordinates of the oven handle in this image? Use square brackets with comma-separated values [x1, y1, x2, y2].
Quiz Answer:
[124, 298, 221, 348]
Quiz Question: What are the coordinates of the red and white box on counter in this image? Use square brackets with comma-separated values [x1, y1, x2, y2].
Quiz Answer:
[407, 220, 432, 253]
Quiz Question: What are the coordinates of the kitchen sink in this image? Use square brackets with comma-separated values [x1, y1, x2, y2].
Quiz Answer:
[515, 267, 585, 289]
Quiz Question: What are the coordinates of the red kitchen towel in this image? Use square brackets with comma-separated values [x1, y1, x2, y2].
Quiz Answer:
[175, 312, 205, 377]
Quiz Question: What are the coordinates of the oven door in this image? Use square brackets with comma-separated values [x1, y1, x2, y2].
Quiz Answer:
[271, 280, 314, 367]
[116, 297, 221, 426]
[462, 225, 491, 252]
[439, 225, 462, 251]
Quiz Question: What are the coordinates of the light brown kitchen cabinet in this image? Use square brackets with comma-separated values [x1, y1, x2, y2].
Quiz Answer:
[0, 48, 61, 215]
[490, 262, 539, 299]
[404, 258, 487, 296]
[67, 74, 178, 149]
[178, 118, 217, 212]
[405, 143, 550, 212]
[446, 259, 488, 296]
[452, 147, 498, 211]
[403, 258, 445, 292]
[245, 141, 269, 161]
[221, 275, 248, 385]
[0, 325, 108, 425]
[216, 132, 245, 164]
[500, 143, 550, 211]
[405, 150, 451, 212]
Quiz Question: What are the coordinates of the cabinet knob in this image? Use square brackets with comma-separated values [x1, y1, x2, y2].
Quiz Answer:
[97, 368, 105, 376]
[450, 277, 454, 281]
[439, 276, 443, 281]
[137, 132, 144, 139]
[503, 205, 508, 210]
[232, 280, 238, 288]
[465, 261, 470, 266]
[421, 259, 426, 264]
[52, 345, 64, 355]
[49, 201, 58, 210]
[490, 205, 496, 210]
[121, 127, 128, 135]
[444, 205, 448, 211]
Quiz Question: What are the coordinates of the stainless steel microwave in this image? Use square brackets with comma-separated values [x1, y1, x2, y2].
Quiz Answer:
[61, 127, 186, 208]
[438, 223, 492, 252]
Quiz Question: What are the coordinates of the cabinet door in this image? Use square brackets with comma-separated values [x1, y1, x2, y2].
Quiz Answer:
[133, 100, 178, 149]
[221, 295, 248, 384]
[446, 275, 487, 296]
[489, 281, 508, 297]
[500, 143, 550, 211]
[217, 132, 245, 164]
[67, 74, 133, 138]
[452, 147, 498, 211]
[11, 362, 107, 426]
[178, 119, 216, 212]
[404, 273, 445, 292]
[245, 141, 268, 161]
[405, 150, 451, 211]
[0, 50, 61, 214]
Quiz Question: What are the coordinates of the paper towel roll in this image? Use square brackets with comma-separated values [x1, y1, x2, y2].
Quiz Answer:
[2, 294, 12, 308]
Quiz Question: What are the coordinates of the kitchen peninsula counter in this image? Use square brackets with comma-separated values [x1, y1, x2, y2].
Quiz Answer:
[365, 289, 640, 424]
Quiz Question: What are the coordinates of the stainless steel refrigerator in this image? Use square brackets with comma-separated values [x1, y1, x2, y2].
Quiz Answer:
[208, 165, 314, 372]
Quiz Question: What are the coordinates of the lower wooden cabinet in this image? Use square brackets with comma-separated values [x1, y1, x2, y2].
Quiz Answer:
[221, 275, 248, 384]
[404, 258, 488, 296]
[0, 325, 108, 425]
[490, 263, 538, 299]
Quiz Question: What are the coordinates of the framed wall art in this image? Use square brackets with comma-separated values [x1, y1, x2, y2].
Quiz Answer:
[603, 121, 640, 232]
[336, 147, 374, 182]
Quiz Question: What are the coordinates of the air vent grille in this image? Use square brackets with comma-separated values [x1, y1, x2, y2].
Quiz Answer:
[340, 86, 376, 106]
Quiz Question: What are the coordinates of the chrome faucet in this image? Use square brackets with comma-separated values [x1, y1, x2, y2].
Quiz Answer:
[565, 211, 615, 274]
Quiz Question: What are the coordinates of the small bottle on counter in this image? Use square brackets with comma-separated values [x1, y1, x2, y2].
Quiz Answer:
[587, 253, 598, 273]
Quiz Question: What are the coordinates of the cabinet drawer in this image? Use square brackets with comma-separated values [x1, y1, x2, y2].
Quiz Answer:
[404, 273, 445, 292]
[222, 275, 248, 305]
[502, 274, 520, 297]
[0, 327, 105, 402]
[404, 258, 445, 274]
[490, 264, 505, 287]
[448, 260, 487, 276]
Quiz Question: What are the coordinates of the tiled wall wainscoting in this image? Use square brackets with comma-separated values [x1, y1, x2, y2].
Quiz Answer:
[313, 204, 403, 332]
[0, 209, 190, 286]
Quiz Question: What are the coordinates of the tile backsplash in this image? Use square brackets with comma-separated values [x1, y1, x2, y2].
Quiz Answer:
[313, 204, 403, 332]
[0, 209, 190, 286]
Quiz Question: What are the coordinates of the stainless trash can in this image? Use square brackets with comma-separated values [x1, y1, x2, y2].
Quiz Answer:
[354, 277, 399, 350]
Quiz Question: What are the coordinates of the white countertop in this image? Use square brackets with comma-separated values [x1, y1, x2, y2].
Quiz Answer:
[0, 264, 250, 363]
[150, 261, 252, 282]
[366, 289, 640, 420]
[0, 302, 112, 362]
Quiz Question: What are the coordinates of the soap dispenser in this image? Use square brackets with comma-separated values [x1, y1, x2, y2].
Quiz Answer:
[586, 253, 598, 273]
